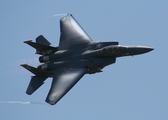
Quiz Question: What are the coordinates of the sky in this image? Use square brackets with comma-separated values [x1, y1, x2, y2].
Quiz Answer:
[0, 0, 168, 120]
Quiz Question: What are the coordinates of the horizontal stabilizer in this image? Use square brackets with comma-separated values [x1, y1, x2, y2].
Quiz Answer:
[24, 40, 58, 55]
[26, 76, 48, 95]
[20, 64, 52, 76]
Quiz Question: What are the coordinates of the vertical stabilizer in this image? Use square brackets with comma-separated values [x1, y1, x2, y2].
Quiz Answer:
[36, 35, 51, 46]
[23, 35, 58, 55]
[26, 76, 48, 95]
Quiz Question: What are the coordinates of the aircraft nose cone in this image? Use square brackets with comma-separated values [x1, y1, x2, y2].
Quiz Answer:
[138, 47, 154, 53]
[146, 47, 154, 52]
[128, 46, 154, 55]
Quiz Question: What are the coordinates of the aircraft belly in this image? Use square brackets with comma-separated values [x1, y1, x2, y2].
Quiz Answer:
[85, 58, 116, 74]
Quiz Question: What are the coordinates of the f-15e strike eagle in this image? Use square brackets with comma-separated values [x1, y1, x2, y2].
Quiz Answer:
[21, 13, 153, 105]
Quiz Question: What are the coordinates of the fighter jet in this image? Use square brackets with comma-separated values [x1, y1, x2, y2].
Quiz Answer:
[21, 13, 153, 105]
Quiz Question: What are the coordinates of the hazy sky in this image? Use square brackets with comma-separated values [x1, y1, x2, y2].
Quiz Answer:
[1, 1, 168, 120]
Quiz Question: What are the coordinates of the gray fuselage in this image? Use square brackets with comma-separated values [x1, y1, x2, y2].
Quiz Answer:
[38, 41, 153, 74]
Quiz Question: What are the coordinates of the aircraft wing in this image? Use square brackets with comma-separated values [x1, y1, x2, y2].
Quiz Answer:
[59, 14, 92, 50]
[45, 68, 87, 105]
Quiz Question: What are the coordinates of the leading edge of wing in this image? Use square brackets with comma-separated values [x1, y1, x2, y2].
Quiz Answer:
[59, 14, 92, 50]
[45, 68, 87, 105]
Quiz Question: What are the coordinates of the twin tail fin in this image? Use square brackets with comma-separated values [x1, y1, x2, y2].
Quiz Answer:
[24, 35, 58, 55]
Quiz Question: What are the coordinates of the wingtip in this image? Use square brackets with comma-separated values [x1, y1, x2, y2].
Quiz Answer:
[45, 99, 57, 105]
[67, 13, 72, 16]
[26, 91, 32, 95]
[24, 40, 32, 44]
[20, 64, 27, 67]
[61, 13, 73, 20]
[20, 64, 32, 70]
